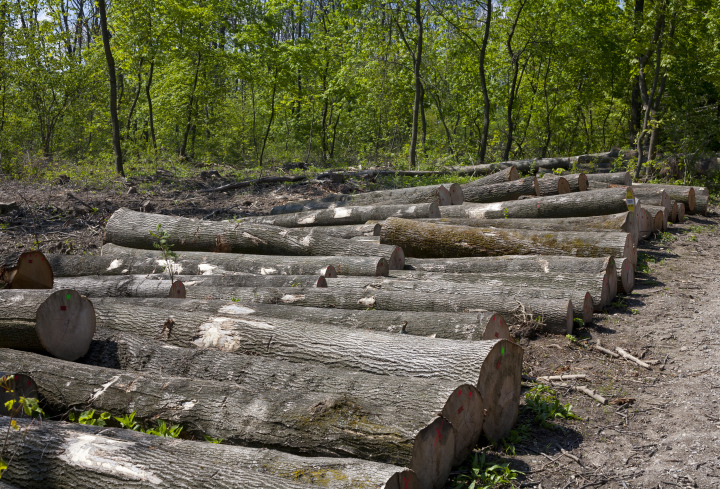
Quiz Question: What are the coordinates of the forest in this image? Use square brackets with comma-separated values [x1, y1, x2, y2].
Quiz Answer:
[0, 0, 718, 177]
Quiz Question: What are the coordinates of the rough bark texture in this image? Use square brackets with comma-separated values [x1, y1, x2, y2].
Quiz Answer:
[144, 273, 328, 288]
[240, 204, 440, 228]
[670, 201, 678, 223]
[101, 243, 389, 277]
[560, 173, 588, 192]
[630, 188, 671, 214]
[414, 212, 637, 247]
[464, 166, 519, 186]
[617, 257, 635, 294]
[380, 218, 632, 266]
[643, 204, 669, 231]
[631, 183, 696, 213]
[440, 188, 635, 219]
[104, 208, 405, 269]
[677, 202, 685, 222]
[1, 348, 455, 474]
[585, 172, 632, 186]
[0, 251, 54, 289]
[534, 176, 571, 196]
[270, 185, 453, 215]
[301, 223, 381, 238]
[460, 177, 537, 203]
[0, 413, 422, 489]
[386, 270, 612, 309]
[404, 254, 615, 274]
[692, 187, 709, 215]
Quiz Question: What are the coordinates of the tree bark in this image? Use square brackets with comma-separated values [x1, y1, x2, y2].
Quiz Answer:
[460, 177, 537, 203]
[478, 0, 492, 163]
[242, 203, 440, 227]
[97, 0, 123, 176]
[412, 212, 638, 248]
[180, 54, 201, 158]
[145, 60, 157, 149]
[380, 218, 632, 266]
[0, 417, 420, 489]
[440, 187, 635, 220]
[534, 176, 570, 196]
[630, 183, 696, 213]
[630, 187, 671, 214]
[100, 243, 389, 277]
[669, 201, 677, 223]
[0, 349, 459, 485]
[466, 166, 519, 187]
[643, 204, 669, 229]
[271, 185, 454, 214]
[104, 208, 404, 269]
[144, 274, 328, 288]
[585, 172, 632, 186]
[677, 202, 685, 221]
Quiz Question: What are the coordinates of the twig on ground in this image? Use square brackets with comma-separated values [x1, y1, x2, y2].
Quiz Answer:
[616, 347, 652, 369]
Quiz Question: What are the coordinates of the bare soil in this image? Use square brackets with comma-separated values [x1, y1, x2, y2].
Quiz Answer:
[2, 174, 719, 489]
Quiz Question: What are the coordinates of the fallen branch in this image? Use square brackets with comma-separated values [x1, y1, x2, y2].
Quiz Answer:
[572, 385, 608, 405]
[537, 374, 587, 381]
[199, 175, 306, 193]
[616, 347, 651, 369]
[555, 444, 583, 465]
[593, 341, 620, 358]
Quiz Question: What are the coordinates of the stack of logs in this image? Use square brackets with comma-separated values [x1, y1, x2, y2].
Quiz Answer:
[0, 161, 706, 489]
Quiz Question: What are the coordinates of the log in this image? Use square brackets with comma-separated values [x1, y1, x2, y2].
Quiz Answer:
[270, 185, 454, 214]
[0, 289, 96, 361]
[0, 403, 425, 489]
[0, 251, 54, 289]
[198, 174, 307, 193]
[630, 188, 671, 215]
[404, 254, 616, 275]
[84, 329, 483, 475]
[561, 173, 588, 192]
[0, 372, 38, 418]
[412, 212, 638, 248]
[101, 243, 387, 277]
[534, 176, 571, 196]
[104, 208, 405, 270]
[385, 270, 613, 309]
[380, 218, 633, 265]
[460, 177, 538, 203]
[324, 277, 594, 322]
[636, 206, 653, 239]
[144, 273, 328, 288]
[643, 204, 669, 231]
[464, 166, 519, 186]
[616, 257, 635, 294]
[440, 187, 635, 219]
[631, 183, 697, 213]
[314, 222, 381, 238]
[585, 172, 632, 186]
[693, 187, 709, 215]
[677, 202, 685, 222]
[239, 203, 440, 228]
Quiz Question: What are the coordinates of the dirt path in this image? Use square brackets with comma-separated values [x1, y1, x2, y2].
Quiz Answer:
[512, 214, 720, 488]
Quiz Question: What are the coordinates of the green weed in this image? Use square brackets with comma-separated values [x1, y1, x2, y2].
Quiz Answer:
[69, 409, 111, 426]
[524, 385, 581, 428]
[149, 223, 178, 282]
[451, 450, 524, 489]
[657, 232, 675, 243]
[688, 235, 698, 242]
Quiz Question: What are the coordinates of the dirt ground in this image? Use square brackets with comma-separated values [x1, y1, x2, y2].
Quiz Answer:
[1, 174, 719, 489]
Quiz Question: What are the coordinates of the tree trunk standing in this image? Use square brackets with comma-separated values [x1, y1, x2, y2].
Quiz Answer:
[145, 60, 157, 149]
[1, 418, 420, 489]
[125, 59, 143, 137]
[259, 71, 278, 167]
[97, 0, 123, 176]
[501, 0, 528, 161]
[478, 0, 492, 163]
[180, 54, 201, 158]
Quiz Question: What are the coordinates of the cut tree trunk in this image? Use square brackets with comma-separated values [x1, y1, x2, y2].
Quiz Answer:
[631, 183, 696, 213]
[104, 208, 405, 269]
[561, 173, 588, 192]
[239, 204, 440, 228]
[692, 187, 708, 215]
[464, 166, 519, 186]
[617, 257, 635, 294]
[101, 243, 387, 277]
[3, 335, 521, 452]
[0, 251, 54, 289]
[307, 223, 381, 238]
[411, 212, 638, 247]
[670, 201, 678, 223]
[404, 254, 616, 274]
[83, 328, 484, 475]
[585, 172, 632, 186]
[677, 202, 685, 222]
[636, 206, 653, 240]
[630, 188, 671, 215]
[384, 270, 613, 309]
[144, 273, 328, 288]
[380, 218, 632, 265]
[534, 176, 570, 196]
[0, 417, 422, 489]
[643, 204, 669, 231]
[439, 188, 635, 219]
[0, 355, 451, 488]
[270, 185, 454, 215]
[0, 289, 95, 361]
[323, 277, 593, 322]
[460, 177, 537, 203]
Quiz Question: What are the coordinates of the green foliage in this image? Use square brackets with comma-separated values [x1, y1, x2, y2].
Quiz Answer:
[114, 412, 142, 431]
[149, 224, 178, 281]
[72, 410, 182, 438]
[524, 385, 581, 428]
[68, 409, 111, 426]
[204, 435, 224, 444]
[452, 451, 524, 489]
[1, 375, 45, 480]
[145, 420, 183, 438]
[657, 232, 676, 243]
[636, 252, 655, 274]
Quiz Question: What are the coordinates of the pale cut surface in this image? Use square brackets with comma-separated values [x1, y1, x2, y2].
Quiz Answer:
[35, 289, 96, 361]
[9, 251, 53, 289]
[168, 280, 186, 298]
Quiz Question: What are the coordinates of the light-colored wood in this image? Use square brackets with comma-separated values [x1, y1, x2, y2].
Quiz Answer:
[168, 280, 186, 298]
[35, 289, 96, 361]
[534, 176, 571, 196]
[616, 347, 651, 369]
[4, 251, 54, 289]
